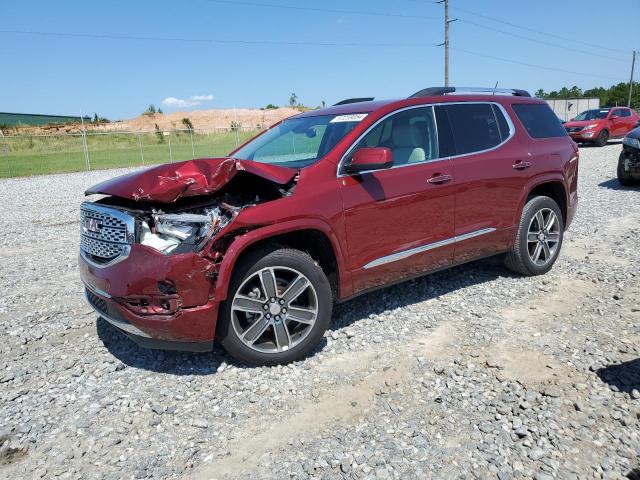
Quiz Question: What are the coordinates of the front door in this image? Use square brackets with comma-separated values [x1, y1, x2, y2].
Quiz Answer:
[338, 106, 456, 293]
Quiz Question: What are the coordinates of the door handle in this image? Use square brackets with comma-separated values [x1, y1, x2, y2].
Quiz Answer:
[427, 174, 453, 184]
[512, 161, 531, 170]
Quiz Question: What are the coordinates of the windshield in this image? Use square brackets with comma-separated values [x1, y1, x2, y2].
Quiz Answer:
[574, 109, 610, 121]
[232, 114, 366, 168]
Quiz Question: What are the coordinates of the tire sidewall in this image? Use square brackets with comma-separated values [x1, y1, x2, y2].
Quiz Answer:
[596, 129, 609, 147]
[217, 248, 332, 366]
[517, 197, 564, 275]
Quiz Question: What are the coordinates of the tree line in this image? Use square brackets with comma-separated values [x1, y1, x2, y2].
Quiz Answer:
[535, 82, 640, 109]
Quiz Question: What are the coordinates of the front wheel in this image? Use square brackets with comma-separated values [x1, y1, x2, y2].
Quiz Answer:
[595, 129, 609, 147]
[505, 196, 564, 276]
[217, 247, 332, 366]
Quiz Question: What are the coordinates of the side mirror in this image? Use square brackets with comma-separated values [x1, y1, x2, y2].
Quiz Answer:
[610, 115, 619, 120]
[346, 147, 393, 174]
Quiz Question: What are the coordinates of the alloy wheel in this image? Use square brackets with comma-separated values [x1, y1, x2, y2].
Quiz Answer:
[526, 208, 560, 266]
[231, 267, 318, 354]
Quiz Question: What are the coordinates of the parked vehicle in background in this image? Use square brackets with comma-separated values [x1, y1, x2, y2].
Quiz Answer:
[79, 86, 579, 366]
[618, 127, 640, 186]
[564, 107, 639, 147]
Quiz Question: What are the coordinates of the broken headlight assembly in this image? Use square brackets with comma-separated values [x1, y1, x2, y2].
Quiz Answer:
[139, 207, 229, 255]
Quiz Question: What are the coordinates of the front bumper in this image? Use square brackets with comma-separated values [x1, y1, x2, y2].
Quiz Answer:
[567, 130, 597, 141]
[621, 145, 640, 175]
[80, 243, 221, 346]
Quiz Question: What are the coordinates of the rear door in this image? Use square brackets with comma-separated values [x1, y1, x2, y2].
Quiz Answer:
[442, 102, 527, 263]
[617, 108, 637, 135]
[609, 108, 627, 137]
[338, 106, 456, 293]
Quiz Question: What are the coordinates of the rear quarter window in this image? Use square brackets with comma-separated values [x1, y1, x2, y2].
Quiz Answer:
[512, 103, 567, 139]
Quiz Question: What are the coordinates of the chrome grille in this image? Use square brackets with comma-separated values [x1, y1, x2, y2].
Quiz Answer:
[565, 126, 583, 133]
[80, 203, 134, 266]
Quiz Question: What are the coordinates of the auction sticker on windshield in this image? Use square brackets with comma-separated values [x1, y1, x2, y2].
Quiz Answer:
[330, 114, 368, 123]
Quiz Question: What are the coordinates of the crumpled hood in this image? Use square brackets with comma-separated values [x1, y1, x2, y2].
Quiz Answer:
[564, 120, 604, 128]
[85, 157, 297, 203]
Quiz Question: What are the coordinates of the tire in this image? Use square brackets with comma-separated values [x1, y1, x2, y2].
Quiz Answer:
[617, 153, 637, 186]
[217, 247, 332, 366]
[505, 196, 564, 276]
[595, 129, 609, 147]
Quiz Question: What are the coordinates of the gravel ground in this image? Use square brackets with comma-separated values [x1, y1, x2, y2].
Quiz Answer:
[1, 142, 639, 480]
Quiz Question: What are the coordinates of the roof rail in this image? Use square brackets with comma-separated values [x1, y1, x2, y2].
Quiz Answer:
[333, 97, 375, 106]
[409, 87, 531, 98]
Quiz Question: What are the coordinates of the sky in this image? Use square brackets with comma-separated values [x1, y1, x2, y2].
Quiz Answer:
[1, 0, 638, 120]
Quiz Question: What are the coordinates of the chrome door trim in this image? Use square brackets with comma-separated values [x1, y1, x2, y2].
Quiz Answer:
[362, 227, 496, 269]
[337, 101, 516, 177]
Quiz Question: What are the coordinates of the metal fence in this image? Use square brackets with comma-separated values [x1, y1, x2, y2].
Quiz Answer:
[0, 127, 261, 178]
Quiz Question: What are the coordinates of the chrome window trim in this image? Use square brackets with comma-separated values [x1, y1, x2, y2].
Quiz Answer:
[337, 101, 516, 177]
[363, 227, 496, 269]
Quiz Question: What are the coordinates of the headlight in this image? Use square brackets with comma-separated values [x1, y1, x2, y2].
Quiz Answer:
[623, 136, 640, 149]
[140, 208, 226, 255]
[584, 123, 598, 130]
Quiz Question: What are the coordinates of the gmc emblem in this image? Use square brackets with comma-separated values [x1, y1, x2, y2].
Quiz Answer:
[82, 218, 102, 234]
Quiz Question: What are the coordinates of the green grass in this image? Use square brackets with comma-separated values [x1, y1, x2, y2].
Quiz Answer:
[0, 130, 257, 178]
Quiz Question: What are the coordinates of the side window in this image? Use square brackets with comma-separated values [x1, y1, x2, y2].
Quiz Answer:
[351, 107, 439, 166]
[512, 103, 567, 139]
[619, 109, 631, 117]
[444, 103, 505, 155]
[611, 109, 624, 117]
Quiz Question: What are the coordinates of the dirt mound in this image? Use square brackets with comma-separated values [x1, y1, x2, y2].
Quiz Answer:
[9, 107, 301, 135]
[94, 107, 300, 133]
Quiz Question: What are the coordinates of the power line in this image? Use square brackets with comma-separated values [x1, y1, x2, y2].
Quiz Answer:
[0, 29, 433, 48]
[452, 47, 623, 81]
[457, 17, 627, 63]
[449, 5, 629, 55]
[209, 0, 627, 63]
[206, 0, 439, 20]
[405, 0, 629, 57]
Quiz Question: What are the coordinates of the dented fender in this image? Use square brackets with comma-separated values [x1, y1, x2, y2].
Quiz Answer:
[208, 217, 352, 302]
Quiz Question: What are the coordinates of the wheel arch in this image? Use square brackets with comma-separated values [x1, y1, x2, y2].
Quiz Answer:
[518, 177, 568, 229]
[212, 220, 350, 302]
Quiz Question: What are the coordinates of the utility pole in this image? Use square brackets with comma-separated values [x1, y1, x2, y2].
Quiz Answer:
[436, 0, 457, 87]
[628, 50, 636, 108]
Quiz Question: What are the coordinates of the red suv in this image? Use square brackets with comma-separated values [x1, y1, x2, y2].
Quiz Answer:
[564, 107, 639, 146]
[80, 87, 579, 366]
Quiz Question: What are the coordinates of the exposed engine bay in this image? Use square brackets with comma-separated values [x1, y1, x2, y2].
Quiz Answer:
[87, 165, 297, 259]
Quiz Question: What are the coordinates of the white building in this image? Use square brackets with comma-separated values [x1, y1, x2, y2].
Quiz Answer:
[545, 98, 600, 122]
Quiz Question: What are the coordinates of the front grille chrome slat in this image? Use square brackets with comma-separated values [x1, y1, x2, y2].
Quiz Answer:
[80, 203, 135, 267]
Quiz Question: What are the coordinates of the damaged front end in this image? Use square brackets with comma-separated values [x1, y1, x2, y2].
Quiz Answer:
[79, 157, 297, 349]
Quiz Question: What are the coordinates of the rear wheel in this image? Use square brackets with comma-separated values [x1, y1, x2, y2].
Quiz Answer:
[505, 196, 564, 276]
[217, 247, 332, 366]
[595, 129, 609, 147]
[617, 152, 638, 186]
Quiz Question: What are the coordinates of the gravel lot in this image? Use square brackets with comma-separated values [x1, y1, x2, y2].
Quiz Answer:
[1, 142, 639, 480]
